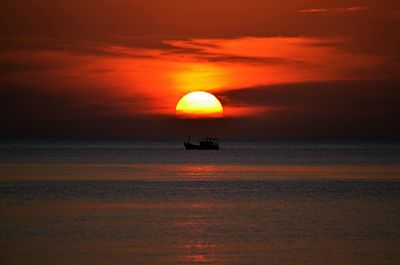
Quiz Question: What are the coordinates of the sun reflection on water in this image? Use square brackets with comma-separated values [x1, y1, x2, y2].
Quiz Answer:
[175, 202, 220, 264]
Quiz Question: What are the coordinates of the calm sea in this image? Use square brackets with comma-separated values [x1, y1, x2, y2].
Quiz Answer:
[1, 140, 400, 264]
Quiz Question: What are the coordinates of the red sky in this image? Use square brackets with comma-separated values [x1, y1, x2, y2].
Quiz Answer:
[1, 0, 400, 138]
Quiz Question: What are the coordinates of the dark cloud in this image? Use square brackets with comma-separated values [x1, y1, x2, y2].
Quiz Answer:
[196, 55, 297, 64]
[2, 80, 400, 139]
[0, 61, 58, 74]
[161, 39, 309, 65]
[216, 80, 400, 139]
[0, 84, 219, 139]
[217, 80, 400, 108]
[0, 37, 159, 58]
[0, 84, 152, 135]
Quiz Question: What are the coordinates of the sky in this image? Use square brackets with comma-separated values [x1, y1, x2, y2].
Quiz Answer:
[1, 0, 400, 139]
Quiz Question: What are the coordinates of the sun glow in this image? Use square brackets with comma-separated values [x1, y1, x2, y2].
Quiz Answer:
[176, 91, 223, 118]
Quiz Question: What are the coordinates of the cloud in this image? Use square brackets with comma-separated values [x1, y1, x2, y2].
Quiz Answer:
[0, 37, 161, 59]
[0, 84, 152, 120]
[217, 79, 400, 119]
[0, 35, 397, 139]
[4, 79, 399, 139]
[1, 36, 299, 67]
[162, 38, 309, 65]
[215, 79, 400, 138]
[299, 6, 368, 14]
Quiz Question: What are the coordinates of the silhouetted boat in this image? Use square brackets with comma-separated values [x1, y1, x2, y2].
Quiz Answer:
[184, 137, 219, 150]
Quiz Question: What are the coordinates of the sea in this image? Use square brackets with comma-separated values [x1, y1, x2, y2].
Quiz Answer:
[0, 140, 399, 265]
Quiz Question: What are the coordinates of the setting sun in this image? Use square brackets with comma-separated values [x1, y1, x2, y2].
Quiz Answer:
[175, 91, 223, 118]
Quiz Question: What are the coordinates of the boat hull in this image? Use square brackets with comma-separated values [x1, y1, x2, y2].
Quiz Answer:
[184, 142, 219, 150]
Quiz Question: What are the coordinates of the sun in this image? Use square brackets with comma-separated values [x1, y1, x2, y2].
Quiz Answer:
[176, 91, 223, 118]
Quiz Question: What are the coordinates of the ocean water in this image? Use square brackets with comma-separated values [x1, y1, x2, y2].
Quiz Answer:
[0, 140, 400, 265]
[1, 140, 399, 180]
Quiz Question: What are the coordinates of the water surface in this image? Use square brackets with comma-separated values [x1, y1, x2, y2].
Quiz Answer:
[1, 140, 399, 264]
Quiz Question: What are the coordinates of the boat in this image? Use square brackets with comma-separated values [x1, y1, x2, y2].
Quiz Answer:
[184, 137, 219, 150]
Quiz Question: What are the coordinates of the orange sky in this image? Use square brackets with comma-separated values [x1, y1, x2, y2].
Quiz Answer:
[1, 0, 400, 138]
[0, 36, 390, 115]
